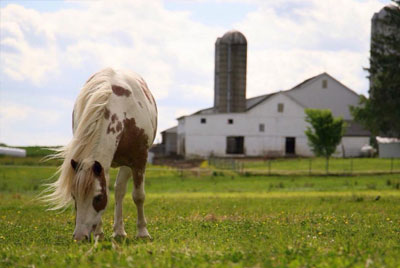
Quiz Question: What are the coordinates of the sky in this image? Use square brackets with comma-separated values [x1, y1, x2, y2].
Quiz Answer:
[0, 0, 392, 146]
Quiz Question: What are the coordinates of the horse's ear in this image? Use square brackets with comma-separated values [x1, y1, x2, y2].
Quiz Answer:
[92, 161, 103, 176]
[71, 159, 78, 172]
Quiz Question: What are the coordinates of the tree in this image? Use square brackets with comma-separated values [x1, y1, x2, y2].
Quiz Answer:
[305, 109, 345, 173]
[351, 1, 400, 138]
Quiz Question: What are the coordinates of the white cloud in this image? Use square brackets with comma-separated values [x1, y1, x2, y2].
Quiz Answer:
[246, 49, 367, 97]
[1, 0, 219, 101]
[0, 102, 68, 145]
[236, 0, 386, 96]
[1, 4, 60, 85]
[0, 102, 62, 124]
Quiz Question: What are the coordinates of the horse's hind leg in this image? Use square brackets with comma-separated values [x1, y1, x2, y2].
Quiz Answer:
[132, 168, 151, 239]
[113, 166, 131, 238]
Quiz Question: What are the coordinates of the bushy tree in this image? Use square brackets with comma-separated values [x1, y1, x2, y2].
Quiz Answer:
[305, 109, 345, 173]
[351, 1, 400, 137]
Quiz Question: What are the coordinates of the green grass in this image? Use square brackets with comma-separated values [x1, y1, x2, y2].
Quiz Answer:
[1, 164, 400, 267]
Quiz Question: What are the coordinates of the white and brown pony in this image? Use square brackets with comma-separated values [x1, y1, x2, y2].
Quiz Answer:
[44, 68, 157, 241]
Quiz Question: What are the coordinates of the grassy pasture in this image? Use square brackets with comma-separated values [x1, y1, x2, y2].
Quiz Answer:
[0, 163, 400, 267]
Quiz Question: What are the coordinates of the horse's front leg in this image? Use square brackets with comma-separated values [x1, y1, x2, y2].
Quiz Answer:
[132, 169, 151, 239]
[113, 166, 131, 238]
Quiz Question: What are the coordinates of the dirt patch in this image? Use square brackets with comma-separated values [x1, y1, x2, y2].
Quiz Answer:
[153, 157, 204, 169]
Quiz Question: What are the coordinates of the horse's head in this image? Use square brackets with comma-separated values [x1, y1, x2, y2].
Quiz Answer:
[70, 159, 108, 241]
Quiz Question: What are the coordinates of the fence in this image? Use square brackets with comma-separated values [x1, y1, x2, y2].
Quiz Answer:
[208, 157, 400, 176]
[208, 157, 243, 173]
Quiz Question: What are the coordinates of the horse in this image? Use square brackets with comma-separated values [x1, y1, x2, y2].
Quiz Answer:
[43, 68, 157, 241]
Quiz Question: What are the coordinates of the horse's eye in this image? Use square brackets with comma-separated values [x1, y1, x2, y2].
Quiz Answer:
[93, 194, 102, 203]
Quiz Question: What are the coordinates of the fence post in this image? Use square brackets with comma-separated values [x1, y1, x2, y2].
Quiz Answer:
[391, 158, 394, 174]
[268, 160, 271, 175]
[350, 158, 353, 175]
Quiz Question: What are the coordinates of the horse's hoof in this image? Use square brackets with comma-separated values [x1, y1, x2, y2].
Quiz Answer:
[112, 231, 127, 239]
[136, 234, 152, 240]
[136, 229, 152, 240]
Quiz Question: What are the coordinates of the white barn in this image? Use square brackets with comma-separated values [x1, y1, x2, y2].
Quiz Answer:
[176, 72, 370, 158]
[161, 30, 370, 158]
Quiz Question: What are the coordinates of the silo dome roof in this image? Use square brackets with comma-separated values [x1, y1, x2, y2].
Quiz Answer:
[220, 30, 247, 44]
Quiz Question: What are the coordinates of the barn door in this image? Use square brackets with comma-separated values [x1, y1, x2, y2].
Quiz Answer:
[285, 137, 296, 155]
[226, 136, 244, 154]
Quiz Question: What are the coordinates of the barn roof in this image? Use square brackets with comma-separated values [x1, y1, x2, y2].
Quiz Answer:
[343, 120, 371, 137]
[161, 126, 177, 134]
[186, 73, 328, 116]
[169, 73, 371, 138]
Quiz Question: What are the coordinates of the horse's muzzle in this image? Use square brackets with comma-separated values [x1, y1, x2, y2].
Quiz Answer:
[73, 232, 90, 242]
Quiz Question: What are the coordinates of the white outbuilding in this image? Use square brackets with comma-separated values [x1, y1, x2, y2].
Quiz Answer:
[376, 137, 400, 158]
[0, 146, 26, 157]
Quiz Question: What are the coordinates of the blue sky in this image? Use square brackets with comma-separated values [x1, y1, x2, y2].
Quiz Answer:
[0, 0, 392, 146]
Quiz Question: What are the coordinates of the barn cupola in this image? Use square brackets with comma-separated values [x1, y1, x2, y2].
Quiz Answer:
[214, 30, 247, 113]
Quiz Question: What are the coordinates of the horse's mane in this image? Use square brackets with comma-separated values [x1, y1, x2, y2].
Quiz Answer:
[42, 68, 115, 210]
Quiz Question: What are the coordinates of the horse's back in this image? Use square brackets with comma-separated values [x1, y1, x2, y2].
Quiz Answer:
[73, 68, 157, 170]
[109, 69, 157, 144]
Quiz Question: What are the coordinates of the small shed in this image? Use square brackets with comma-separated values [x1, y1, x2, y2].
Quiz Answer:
[0, 146, 27, 157]
[376, 137, 400, 158]
[161, 126, 177, 156]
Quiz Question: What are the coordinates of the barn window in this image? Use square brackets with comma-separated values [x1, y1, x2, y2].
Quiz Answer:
[226, 136, 244, 154]
[277, 103, 284, 113]
[259, 124, 265, 132]
[201, 118, 206, 124]
[322, 79, 328, 88]
[228, 119, 234, 124]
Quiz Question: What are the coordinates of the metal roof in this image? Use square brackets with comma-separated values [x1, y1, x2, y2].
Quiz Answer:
[343, 120, 371, 137]
[161, 126, 177, 134]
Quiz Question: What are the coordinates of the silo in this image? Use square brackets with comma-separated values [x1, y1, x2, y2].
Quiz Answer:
[214, 30, 247, 113]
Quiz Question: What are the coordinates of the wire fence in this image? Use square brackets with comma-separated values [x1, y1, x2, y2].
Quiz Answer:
[208, 157, 400, 176]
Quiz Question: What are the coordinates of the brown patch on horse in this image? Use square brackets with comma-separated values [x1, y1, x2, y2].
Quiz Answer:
[133, 169, 144, 188]
[116, 121, 122, 132]
[138, 101, 143, 108]
[92, 162, 107, 212]
[107, 126, 116, 134]
[111, 114, 118, 123]
[112, 85, 131, 97]
[138, 79, 153, 104]
[112, 117, 149, 187]
[107, 114, 120, 134]
[104, 108, 110, 120]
